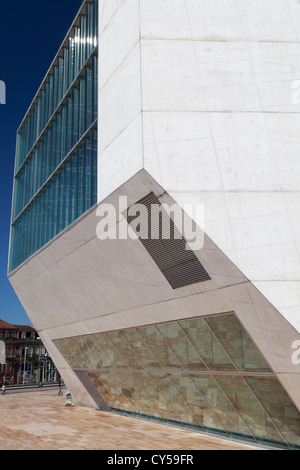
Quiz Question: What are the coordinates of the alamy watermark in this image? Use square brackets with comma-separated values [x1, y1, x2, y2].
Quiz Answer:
[291, 80, 300, 105]
[292, 340, 300, 365]
[0, 81, 6, 104]
[96, 196, 205, 251]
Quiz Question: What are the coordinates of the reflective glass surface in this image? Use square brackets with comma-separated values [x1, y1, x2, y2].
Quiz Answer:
[206, 314, 272, 373]
[9, 0, 98, 273]
[216, 375, 288, 447]
[9, 130, 97, 272]
[13, 56, 98, 220]
[16, 0, 98, 169]
[179, 317, 236, 371]
[245, 376, 300, 449]
[54, 312, 300, 449]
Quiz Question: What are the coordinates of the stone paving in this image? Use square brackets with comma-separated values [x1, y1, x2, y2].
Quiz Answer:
[0, 390, 263, 450]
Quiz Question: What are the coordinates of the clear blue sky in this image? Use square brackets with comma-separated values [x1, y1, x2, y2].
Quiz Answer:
[0, 0, 83, 325]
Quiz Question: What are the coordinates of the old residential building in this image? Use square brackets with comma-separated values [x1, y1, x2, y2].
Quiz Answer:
[0, 320, 57, 384]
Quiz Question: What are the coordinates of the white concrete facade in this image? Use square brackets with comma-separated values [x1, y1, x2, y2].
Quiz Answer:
[98, 0, 300, 332]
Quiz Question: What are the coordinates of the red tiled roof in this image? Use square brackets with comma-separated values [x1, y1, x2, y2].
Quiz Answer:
[0, 320, 17, 330]
[13, 325, 36, 332]
[0, 320, 35, 331]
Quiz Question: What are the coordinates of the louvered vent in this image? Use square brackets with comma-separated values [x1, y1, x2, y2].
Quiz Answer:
[126, 193, 211, 289]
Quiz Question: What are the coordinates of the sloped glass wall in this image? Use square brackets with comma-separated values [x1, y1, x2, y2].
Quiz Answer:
[54, 313, 300, 450]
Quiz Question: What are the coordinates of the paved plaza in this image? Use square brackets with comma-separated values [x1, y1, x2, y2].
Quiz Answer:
[0, 390, 263, 450]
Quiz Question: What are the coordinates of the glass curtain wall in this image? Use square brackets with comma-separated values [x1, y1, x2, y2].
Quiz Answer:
[54, 313, 300, 450]
[15, 0, 98, 169]
[9, 0, 98, 273]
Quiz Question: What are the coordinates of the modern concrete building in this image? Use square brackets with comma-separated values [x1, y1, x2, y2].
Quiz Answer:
[8, 0, 300, 449]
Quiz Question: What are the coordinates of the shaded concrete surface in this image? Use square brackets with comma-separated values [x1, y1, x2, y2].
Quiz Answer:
[0, 391, 263, 450]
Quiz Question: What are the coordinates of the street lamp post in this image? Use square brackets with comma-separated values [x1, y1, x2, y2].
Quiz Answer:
[23, 347, 28, 385]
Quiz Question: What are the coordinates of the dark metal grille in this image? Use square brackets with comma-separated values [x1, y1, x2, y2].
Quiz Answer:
[126, 193, 210, 289]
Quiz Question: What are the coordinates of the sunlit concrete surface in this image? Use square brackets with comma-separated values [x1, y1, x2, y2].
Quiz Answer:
[0, 391, 263, 450]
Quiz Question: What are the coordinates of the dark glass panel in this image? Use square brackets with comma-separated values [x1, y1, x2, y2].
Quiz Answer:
[95, 370, 135, 413]
[54, 315, 300, 450]
[245, 376, 300, 449]
[216, 375, 287, 447]
[157, 322, 207, 371]
[73, 335, 95, 369]
[54, 337, 77, 369]
[117, 370, 155, 418]
[170, 374, 224, 432]
[54, 336, 88, 369]
[150, 372, 200, 427]
[10, 131, 98, 272]
[97, 333, 128, 370]
[179, 317, 236, 371]
[106, 330, 144, 370]
[138, 325, 183, 371]
[122, 328, 161, 370]
[87, 371, 116, 407]
[206, 314, 272, 373]
[191, 374, 254, 440]
[92, 333, 115, 369]
[137, 371, 178, 422]
[83, 334, 113, 370]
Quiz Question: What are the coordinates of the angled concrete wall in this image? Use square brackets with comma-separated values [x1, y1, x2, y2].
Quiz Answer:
[140, 0, 300, 331]
[98, 0, 300, 331]
[8, 170, 300, 413]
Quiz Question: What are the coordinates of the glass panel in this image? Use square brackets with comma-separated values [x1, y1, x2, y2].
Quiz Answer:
[206, 314, 272, 373]
[215, 375, 286, 447]
[106, 330, 144, 370]
[74, 336, 96, 369]
[138, 324, 183, 371]
[95, 370, 135, 413]
[93, 333, 128, 370]
[245, 376, 300, 450]
[117, 370, 155, 418]
[170, 374, 224, 432]
[91, 333, 114, 369]
[14, 0, 98, 169]
[9, 130, 97, 272]
[130, 372, 169, 421]
[157, 322, 207, 371]
[149, 372, 198, 427]
[140, 371, 180, 422]
[87, 371, 116, 407]
[190, 374, 254, 440]
[121, 328, 161, 370]
[80, 334, 110, 371]
[179, 317, 236, 371]
[54, 336, 86, 369]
